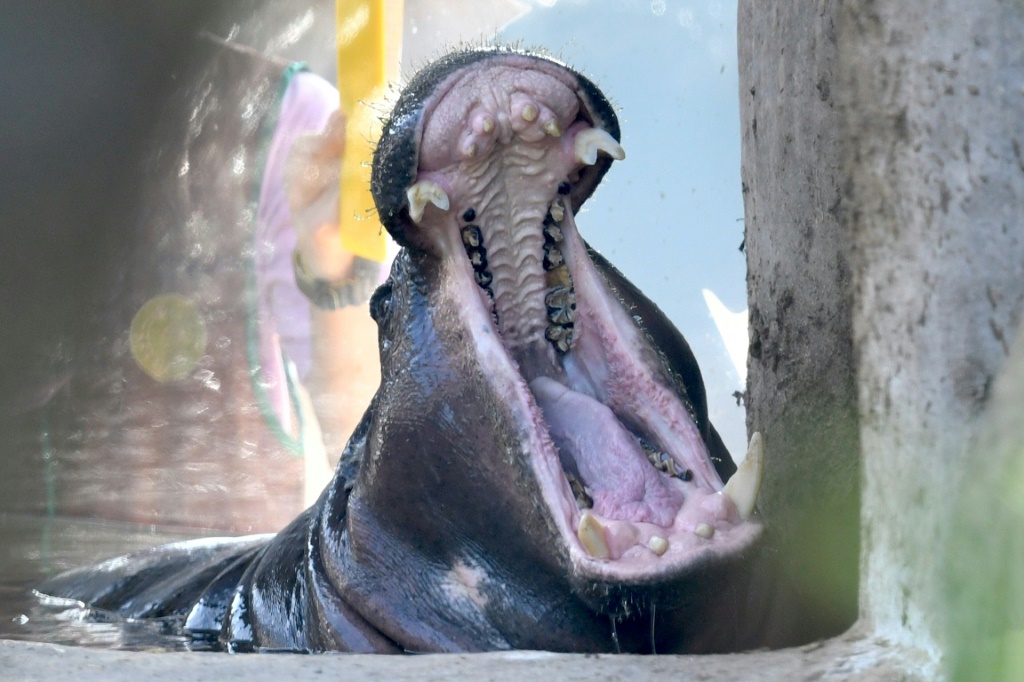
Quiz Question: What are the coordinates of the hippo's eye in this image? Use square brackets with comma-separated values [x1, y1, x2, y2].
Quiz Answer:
[369, 281, 394, 323]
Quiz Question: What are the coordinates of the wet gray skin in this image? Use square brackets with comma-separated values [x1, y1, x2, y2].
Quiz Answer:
[39, 48, 776, 654]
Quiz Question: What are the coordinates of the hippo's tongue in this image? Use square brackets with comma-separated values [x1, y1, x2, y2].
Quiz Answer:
[531, 377, 682, 527]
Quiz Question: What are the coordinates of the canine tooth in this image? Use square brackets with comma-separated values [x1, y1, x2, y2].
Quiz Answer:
[722, 431, 764, 521]
[406, 180, 450, 223]
[549, 202, 565, 222]
[577, 512, 610, 559]
[574, 128, 626, 166]
[543, 119, 563, 137]
[695, 523, 715, 539]
[648, 536, 669, 556]
[521, 103, 538, 122]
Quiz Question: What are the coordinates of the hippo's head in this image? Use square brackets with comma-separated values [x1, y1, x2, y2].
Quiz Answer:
[319, 48, 765, 653]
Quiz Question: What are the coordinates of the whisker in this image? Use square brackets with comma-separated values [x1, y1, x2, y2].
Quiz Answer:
[609, 615, 621, 654]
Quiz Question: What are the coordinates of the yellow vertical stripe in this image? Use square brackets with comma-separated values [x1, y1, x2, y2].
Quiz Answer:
[335, 0, 403, 262]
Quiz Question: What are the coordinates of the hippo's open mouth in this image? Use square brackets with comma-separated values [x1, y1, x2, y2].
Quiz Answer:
[35, 46, 772, 655]
[372, 48, 763, 586]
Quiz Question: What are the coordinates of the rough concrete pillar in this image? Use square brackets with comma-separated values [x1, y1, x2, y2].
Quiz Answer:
[945, 324, 1024, 680]
[839, 0, 1024, 665]
[739, 0, 861, 642]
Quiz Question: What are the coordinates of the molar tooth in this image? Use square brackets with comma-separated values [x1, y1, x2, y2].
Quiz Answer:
[695, 523, 715, 539]
[543, 119, 563, 137]
[461, 225, 482, 249]
[567, 474, 594, 509]
[521, 103, 538, 122]
[543, 244, 565, 271]
[406, 180, 450, 223]
[545, 324, 574, 353]
[543, 223, 564, 243]
[574, 128, 626, 166]
[577, 512, 610, 559]
[545, 324, 570, 343]
[648, 536, 669, 556]
[545, 265, 572, 289]
[660, 453, 675, 476]
[722, 431, 764, 521]
[467, 247, 488, 271]
[545, 286, 576, 325]
[544, 286, 576, 311]
[548, 308, 574, 327]
[475, 269, 493, 288]
[549, 202, 565, 222]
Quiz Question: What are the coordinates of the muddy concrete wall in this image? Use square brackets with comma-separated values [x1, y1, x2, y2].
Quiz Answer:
[944, 323, 1024, 680]
[840, 0, 1024, 663]
[738, 0, 861, 642]
[742, 0, 1024, 674]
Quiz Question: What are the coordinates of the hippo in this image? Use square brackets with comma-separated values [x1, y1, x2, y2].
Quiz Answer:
[39, 47, 771, 654]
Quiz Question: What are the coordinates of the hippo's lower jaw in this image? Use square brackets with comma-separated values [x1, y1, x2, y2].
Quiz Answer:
[415, 194, 762, 580]
[370, 48, 764, 600]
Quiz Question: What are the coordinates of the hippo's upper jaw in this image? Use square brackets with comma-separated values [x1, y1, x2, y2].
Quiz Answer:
[361, 48, 764, 628]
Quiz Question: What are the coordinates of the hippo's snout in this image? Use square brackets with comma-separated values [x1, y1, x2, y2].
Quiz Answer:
[368, 47, 762, 590]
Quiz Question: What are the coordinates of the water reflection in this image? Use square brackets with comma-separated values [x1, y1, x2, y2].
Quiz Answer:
[0, 514, 201, 649]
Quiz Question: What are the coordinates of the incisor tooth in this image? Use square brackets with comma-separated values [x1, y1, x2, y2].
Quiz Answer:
[695, 523, 715, 539]
[405, 180, 450, 224]
[722, 431, 764, 521]
[521, 104, 538, 122]
[573, 128, 626, 166]
[543, 119, 563, 137]
[648, 536, 668, 556]
[577, 512, 610, 559]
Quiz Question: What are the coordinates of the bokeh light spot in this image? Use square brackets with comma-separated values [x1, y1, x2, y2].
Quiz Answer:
[130, 294, 207, 382]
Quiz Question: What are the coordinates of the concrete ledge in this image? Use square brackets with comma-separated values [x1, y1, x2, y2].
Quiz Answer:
[0, 626, 927, 681]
